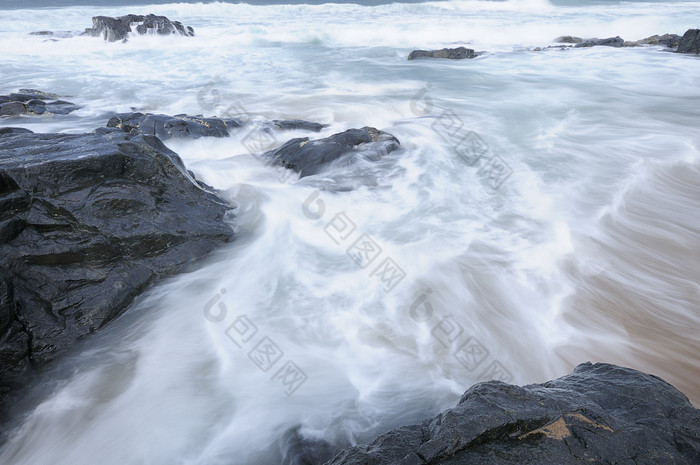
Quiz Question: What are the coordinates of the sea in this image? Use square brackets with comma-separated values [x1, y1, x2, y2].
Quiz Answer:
[0, 0, 699, 463]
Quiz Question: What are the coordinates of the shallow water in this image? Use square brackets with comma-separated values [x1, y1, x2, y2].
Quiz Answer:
[1, 0, 699, 463]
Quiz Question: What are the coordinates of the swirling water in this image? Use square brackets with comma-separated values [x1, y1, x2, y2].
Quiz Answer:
[0, 0, 699, 463]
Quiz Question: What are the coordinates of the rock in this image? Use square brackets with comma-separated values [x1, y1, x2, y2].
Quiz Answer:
[0, 128, 33, 135]
[271, 120, 327, 132]
[324, 363, 700, 465]
[0, 130, 233, 419]
[0, 102, 27, 117]
[83, 14, 195, 42]
[106, 112, 233, 139]
[624, 33, 682, 48]
[266, 127, 400, 178]
[574, 36, 624, 48]
[0, 90, 79, 117]
[105, 112, 327, 140]
[554, 36, 582, 44]
[408, 47, 477, 60]
[677, 29, 700, 54]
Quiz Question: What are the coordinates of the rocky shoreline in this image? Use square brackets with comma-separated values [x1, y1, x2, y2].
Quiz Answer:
[0, 88, 403, 423]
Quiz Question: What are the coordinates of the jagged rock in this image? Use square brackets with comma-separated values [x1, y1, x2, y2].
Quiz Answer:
[574, 36, 624, 48]
[624, 33, 682, 48]
[0, 130, 233, 420]
[266, 127, 400, 178]
[324, 363, 700, 465]
[408, 47, 477, 60]
[554, 36, 582, 44]
[0, 90, 80, 117]
[83, 14, 195, 42]
[677, 29, 700, 54]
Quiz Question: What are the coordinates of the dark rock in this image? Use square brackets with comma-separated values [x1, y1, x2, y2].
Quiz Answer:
[408, 47, 477, 60]
[266, 127, 400, 178]
[25, 99, 46, 115]
[106, 112, 232, 139]
[677, 29, 700, 54]
[554, 36, 582, 44]
[18, 89, 58, 100]
[624, 33, 681, 48]
[0, 102, 27, 117]
[0, 90, 79, 117]
[325, 363, 700, 465]
[0, 130, 233, 419]
[84, 14, 195, 42]
[0, 128, 33, 135]
[29, 31, 54, 36]
[574, 36, 624, 48]
[272, 120, 327, 132]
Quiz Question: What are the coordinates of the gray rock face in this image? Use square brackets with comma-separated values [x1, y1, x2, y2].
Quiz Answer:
[84, 14, 195, 42]
[408, 47, 477, 60]
[677, 29, 700, 54]
[0, 130, 233, 418]
[266, 127, 400, 178]
[325, 363, 700, 465]
[0, 89, 80, 117]
[574, 36, 624, 48]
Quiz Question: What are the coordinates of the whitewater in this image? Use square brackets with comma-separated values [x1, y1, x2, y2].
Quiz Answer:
[0, 0, 699, 463]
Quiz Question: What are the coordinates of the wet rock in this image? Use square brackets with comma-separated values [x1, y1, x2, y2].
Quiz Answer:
[624, 33, 682, 48]
[0, 90, 79, 117]
[677, 29, 700, 54]
[408, 47, 477, 60]
[324, 363, 700, 465]
[554, 36, 582, 44]
[105, 112, 326, 140]
[271, 120, 327, 132]
[0, 130, 233, 419]
[0, 102, 27, 117]
[106, 112, 234, 139]
[83, 14, 195, 42]
[574, 36, 624, 48]
[0, 128, 33, 135]
[266, 127, 400, 178]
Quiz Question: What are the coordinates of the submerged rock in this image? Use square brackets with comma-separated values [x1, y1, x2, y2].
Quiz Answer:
[408, 47, 477, 60]
[83, 14, 195, 42]
[325, 363, 700, 465]
[0, 89, 80, 117]
[266, 127, 400, 178]
[677, 29, 700, 54]
[574, 36, 624, 48]
[0, 131, 233, 419]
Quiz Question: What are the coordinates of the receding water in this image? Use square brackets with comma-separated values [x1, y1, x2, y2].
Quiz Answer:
[0, 0, 699, 463]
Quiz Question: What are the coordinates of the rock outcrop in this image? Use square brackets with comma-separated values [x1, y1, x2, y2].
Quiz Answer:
[0, 130, 234, 419]
[105, 112, 327, 140]
[574, 36, 624, 48]
[265, 127, 400, 178]
[83, 14, 195, 42]
[624, 33, 682, 48]
[324, 363, 700, 465]
[0, 89, 80, 117]
[677, 29, 700, 54]
[408, 47, 477, 60]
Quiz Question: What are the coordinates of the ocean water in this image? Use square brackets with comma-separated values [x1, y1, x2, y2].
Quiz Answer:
[0, 0, 699, 463]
